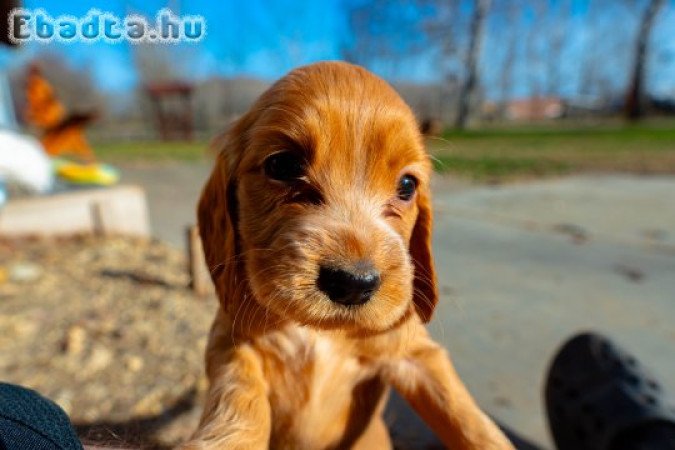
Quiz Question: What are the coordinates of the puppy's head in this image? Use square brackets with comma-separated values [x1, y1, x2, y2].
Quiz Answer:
[199, 62, 436, 332]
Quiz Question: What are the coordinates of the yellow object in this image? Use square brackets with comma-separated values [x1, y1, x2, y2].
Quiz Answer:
[53, 159, 119, 186]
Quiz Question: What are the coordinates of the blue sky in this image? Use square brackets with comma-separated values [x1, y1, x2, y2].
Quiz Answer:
[2, 0, 674, 100]
[2, 0, 349, 92]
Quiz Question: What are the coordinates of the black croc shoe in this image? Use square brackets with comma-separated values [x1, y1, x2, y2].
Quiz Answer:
[545, 332, 675, 450]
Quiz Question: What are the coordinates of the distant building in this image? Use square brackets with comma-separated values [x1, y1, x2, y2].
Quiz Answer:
[480, 96, 567, 121]
[504, 97, 566, 120]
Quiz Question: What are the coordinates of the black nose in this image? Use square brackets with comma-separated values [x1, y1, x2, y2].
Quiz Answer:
[317, 264, 381, 306]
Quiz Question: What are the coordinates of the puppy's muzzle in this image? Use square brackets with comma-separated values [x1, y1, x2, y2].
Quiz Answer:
[317, 261, 381, 306]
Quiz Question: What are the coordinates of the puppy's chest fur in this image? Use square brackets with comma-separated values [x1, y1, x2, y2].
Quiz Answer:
[255, 326, 389, 449]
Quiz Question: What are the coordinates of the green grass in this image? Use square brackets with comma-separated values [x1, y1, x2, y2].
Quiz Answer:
[432, 155, 571, 179]
[91, 120, 675, 181]
[93, 140, 208, 162]
[429, 120, 675, 181]
[441, 123, 675, 141]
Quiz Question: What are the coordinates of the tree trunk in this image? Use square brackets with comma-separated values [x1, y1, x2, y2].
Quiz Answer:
[455, 0, 490, 129]
[625, 0, 665, 120]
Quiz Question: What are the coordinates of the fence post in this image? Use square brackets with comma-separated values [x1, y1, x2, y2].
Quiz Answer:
[186, 225, 213, 296]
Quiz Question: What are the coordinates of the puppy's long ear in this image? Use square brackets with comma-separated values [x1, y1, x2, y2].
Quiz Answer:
[410, 182, 438, 323]
[197, 121, 249, 309]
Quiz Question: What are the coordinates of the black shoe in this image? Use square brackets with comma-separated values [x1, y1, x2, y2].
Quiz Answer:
[545, 332, 675, 450]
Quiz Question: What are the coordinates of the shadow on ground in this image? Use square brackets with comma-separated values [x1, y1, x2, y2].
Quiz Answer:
[75, 388, 197, 450]
[74, 388, 543, 450]
[386, 391, 543, 450]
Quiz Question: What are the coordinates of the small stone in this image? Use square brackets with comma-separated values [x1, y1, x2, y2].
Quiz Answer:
[12, 317, 37, 338]
[64, 326, 87, 355]
[125, 355, 144, 372]
[9, 262, 43, 283]
[83, 345, 113, 375]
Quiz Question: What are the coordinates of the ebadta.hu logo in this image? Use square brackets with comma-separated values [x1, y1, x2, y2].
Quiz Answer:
[8, 8, 206, 44]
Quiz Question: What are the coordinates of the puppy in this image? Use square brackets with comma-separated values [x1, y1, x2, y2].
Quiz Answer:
[182, 62, 513, 450]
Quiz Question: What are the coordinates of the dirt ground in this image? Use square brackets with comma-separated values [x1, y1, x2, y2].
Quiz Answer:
[0, 236, 216, 449]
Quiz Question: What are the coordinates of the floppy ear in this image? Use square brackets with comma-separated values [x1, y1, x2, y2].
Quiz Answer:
[409, 184, 438, 323]
[197, 126, 247, 310]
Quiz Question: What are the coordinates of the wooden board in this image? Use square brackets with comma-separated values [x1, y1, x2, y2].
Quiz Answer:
[0, 185, 150, 238]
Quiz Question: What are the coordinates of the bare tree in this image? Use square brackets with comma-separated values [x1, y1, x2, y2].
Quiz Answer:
[578, 2, 603, 98]
[496, 2, 519, 109]
[545, 0, 571, 96]
[10, 52, 103, 119]
[577, 0, 630, 103]
[624, 0, 666, 120]
[343, 0, 431, 79]
[454, 0, 491, 129]
[521, 0, 547, 99]
[132, 44, 192, 85]
[420, 0, 463, 124]
[517, 0, 571, 99]
[343, 0, 457, 122]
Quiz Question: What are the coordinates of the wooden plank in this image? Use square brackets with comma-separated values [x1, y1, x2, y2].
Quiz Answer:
[0, 185, 150, 238]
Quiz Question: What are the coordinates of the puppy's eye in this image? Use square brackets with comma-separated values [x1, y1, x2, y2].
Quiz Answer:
[397, 175, 417, 201]
[264, 152, 305, 182]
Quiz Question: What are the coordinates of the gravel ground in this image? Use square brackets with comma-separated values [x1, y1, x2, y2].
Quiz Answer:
[0, 236, 217, 449]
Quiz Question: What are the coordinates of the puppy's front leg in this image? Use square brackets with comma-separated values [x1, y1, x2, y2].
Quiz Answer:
[180, 345, 271, 450]
[387, 324, 514, 450]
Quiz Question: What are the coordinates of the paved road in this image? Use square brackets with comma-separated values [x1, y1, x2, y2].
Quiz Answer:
[121, 163, 675, 449]
[119, 162, 211, 248]
[428, 175, 675, 448]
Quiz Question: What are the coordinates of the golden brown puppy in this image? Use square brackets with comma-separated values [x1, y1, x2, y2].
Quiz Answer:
[181, 61, 513, 450]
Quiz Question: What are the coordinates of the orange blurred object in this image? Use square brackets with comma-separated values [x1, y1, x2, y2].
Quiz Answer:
[24, 65, 97, 162]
